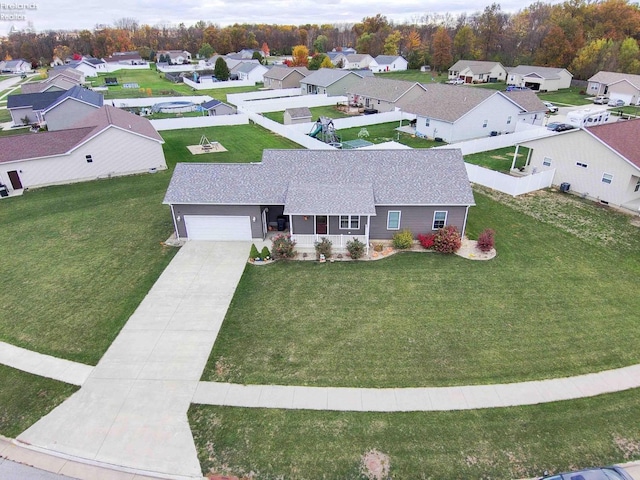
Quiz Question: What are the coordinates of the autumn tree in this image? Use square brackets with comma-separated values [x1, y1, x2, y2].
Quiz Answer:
[453, 25, 477, 61]
[261, 42, 270, 56]
[214, 57, 230, 80]
[198, 42, 214, 59]
[291, 44, 309, 66]
[618, 37, 640, 74]
[473, 3, 509, 59]
[570, 38, 616, 79]
[383, 30, 402, 55]
[432, 27, 453, 72]
[313, 34, 328, 53]
[534, 25, 574, 66]
[308, 53, 327, 70]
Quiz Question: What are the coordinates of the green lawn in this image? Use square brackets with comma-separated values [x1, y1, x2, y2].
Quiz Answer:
[0, 108, 11, 123]
[263, 105, 354, 124]
[337, 121, 441, 148]
[0, 123, 300, 364]
[467, 82, 508, 91]
[0, 365, 78, 437]
[538, 87, 594, 106]
[189, 388, 640, 479]
[464, 146, 529, 173]
[373, 70, 448, 84]
[202, 190, 640, 388]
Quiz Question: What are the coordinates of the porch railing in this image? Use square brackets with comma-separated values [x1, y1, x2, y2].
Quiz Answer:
[291, 234, 369, 250]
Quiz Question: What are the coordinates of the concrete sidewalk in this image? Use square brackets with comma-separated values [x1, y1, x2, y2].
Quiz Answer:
[16, 242, 250, 480]
[193, 363, 640, 412]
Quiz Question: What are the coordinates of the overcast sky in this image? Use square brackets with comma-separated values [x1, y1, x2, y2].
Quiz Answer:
[1, 0, 551, 37]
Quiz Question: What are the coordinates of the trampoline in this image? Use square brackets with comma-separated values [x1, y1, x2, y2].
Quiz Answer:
[341, 139, 374, 149]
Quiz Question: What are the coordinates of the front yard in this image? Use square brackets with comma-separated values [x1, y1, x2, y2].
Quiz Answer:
[464, 146, 530, 173]
[202, 189, 640, 388]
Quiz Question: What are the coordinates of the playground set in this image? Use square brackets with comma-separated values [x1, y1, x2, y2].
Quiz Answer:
[186, 135, 227, 154]
[308, 117, 342, 147]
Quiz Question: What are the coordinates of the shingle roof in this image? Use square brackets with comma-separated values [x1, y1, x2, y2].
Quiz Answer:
[235, 62, 263, 74]
[263, 66, 309, 81]
[301, 68, 369, 87]
[0, 105, 163, 164]
[347, 77, 426, 103]
[374, 55, 404, 65]
[202, 99, 222, 109]
[586, 118, 640, 169]
[285, 107, 312, 119]
[449, 60, 504, 74]
[163, 149, 475, 209]
[43, 85, 103, 112]
[7, 91, 65, 110]
[588, 71, 640, 89]
[399, 84, 496, 122]
[507, 65, 571, 79]
[502, 90, 547, 113]
[285, 183, 376, 215]
[345, 54, 371, 62]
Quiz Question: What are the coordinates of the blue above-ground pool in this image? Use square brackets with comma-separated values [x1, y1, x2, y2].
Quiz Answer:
[151, 101, 196, 113]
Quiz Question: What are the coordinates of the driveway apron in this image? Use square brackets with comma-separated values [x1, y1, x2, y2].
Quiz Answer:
[17, 242, 250, 479]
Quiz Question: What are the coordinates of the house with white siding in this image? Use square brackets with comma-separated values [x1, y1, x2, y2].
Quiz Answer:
[301, 68, 373, 96]
[517, 119, 640, 213]
[347, 77, 427, 113]
[42, 86, 104, 131]
[448, 60, 507, 84]
[399, 84, 546, 143]
[0, 59, 31, 74]
[234, 62, 269, 83]
[343, 54, 374, 70]
[369, 55, 408, 73]
[0, 105, 166, 192]
[507, 65, 573, 92]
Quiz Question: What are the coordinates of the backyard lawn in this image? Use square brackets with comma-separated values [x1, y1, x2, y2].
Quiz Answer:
[337, 121, 441, 148]
[373, 70, 448, 83]
[0, 123, 300, 364]
[263, 105, 353, 124]
[464, 146, 529, 173]
[538, 87, 594, 106]
[202, 190, 640, 388]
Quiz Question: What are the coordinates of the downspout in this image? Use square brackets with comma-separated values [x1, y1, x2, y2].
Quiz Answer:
[170, 204, 180, 241]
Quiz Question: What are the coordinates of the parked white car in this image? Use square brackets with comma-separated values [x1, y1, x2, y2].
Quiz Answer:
[593, 95, 609, 104]
[543, 101, 558, 113]
[447, 78, 464, 85]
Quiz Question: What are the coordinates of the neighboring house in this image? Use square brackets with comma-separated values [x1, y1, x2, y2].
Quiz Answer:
[20, 74, 82, 94]
[54, 57, 106, 77]
[263, 66, 310, 89]
[7, 90, 65, 126]
[369, 55, 408, 73]
[0, 59, 31, 74]
[200, 99, 236, 116]
[0, 105, 166, 191]
[326, 51, 347, 67]
[343, 54, 374, 70]
[284, 107, 312, 125]
[163, 149, 475, 243]
[300, 68, 373, 96]
[346, 77, 427, 113]
[447, 60, 507, 83]
[399, 84, 546, 143]
[506, 65, 573, 91]
[518, 118, 640, 213]
[234, 62, 269, 83]
[41, 86, 104, 131]
[103, 52, 146, 65]
[587, 71, 640, 105]
[157, 50, 192, 64]
[332, 47, 356, 55]
[228, 49, 265, 60]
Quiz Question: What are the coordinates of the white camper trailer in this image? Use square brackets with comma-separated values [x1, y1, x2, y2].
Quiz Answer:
[566, 108, 610, 128]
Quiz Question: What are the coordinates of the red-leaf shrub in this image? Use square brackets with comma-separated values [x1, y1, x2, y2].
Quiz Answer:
[417, 233, 436, 249]
[433, 225, 461, 254]
[271, 234, 297, 259]
[476, 228, 495, 252]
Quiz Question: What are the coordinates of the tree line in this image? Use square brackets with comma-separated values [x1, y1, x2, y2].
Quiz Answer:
[2, 0, 640, 79]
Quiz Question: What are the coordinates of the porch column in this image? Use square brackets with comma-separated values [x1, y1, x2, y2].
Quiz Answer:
[511, 145, 520, 171]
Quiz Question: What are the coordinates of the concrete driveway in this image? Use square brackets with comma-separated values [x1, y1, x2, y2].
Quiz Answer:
[17, 242, 250, 480]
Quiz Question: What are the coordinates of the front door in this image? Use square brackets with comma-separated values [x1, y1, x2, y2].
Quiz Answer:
[7, 171, 22, 190]
[316, 215, 327, 235]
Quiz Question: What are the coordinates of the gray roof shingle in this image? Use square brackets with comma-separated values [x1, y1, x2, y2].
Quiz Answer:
[398, 84, 495, 122]
[263, 66, 310, 81]
[7, 91, 65, 110]
[588, 71, 640, 89]
[448, 60, 504, 74]
[301, 68, 369, 87]
[285, 107, 312, 119]
[347, 77, 426, 103]
[507, 65, 571, 79]
[163, 149, 475, 210]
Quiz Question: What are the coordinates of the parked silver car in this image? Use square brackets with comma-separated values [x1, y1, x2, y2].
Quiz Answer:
[540, 466, 633, 480]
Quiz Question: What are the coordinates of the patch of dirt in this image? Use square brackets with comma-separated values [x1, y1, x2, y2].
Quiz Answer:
[360, 449, 391, 480]
[614, 434, 640, 459]
[455, 237, 496, 261]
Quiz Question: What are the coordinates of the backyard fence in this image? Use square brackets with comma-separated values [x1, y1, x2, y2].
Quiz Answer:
[150, 114, 249, 131]
[110, 95, 212, 108]
[183, 77, 255, 90]
[465, 164, 555, 196]
[231, 92, 347, 113]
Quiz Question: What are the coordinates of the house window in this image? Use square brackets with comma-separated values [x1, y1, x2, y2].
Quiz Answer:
[576, 162, 588, 168]
[483, 119, 488, 128]
[432, 211, 447, 230]
[635, 178, 640, 192]
[543, 157, 552, 167]
[85, 155, 93, 163]
[602, 173, 613, 184]
[507, 116, 512, 124]
[425, 118, 430, 127]
[387, 211, 401, 230]
[339, 215, 360, 229]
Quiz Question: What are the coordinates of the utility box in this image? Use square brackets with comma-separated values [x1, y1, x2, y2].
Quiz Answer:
[560, 182, 570, 193]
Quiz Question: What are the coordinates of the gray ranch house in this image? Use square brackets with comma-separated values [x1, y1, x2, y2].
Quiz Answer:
[263, 66, 310, 90]
[448, 60, 507, 84]
[301, 68, 373, 96]
[347, 77, 427, 113]
[163, 149, 475, 246]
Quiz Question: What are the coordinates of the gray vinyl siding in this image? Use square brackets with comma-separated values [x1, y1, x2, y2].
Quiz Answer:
[45, 101, 100, 131]
[291, 215, 314, 234]
[10, 106, 35, 126]
[369, 206, 468, 239]
[171, 204, 263, 239]
[329, 215, 366, 235]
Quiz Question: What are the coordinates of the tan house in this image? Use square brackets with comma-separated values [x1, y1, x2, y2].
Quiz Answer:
[507, 65, 573, 92]
[518, 119, 640, 212]
[343, 54, 374, 70]
[263, 66, 310, 90]
[448, 60, 507, 83]
[587, 71, 640, 105]
[347, 77, 427, 113]
[0, 105, 166, 192]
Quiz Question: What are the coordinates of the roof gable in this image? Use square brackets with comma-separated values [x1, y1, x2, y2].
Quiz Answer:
[508, 65, 571, 79]
[348, 77, 426, 103]
[7, 90, 65, 110]
[43, 86, 104, 112]
[588, 71, 640, 89]
[400, 84, 497, 122]
[586, 118, 640, 169]
[302, 68, 369, 87]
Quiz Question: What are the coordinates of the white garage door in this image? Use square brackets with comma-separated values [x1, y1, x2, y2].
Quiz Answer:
[184, 215, 252, 241]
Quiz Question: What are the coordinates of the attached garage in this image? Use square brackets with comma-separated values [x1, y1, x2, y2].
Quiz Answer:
[183, 215, 252, 241]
